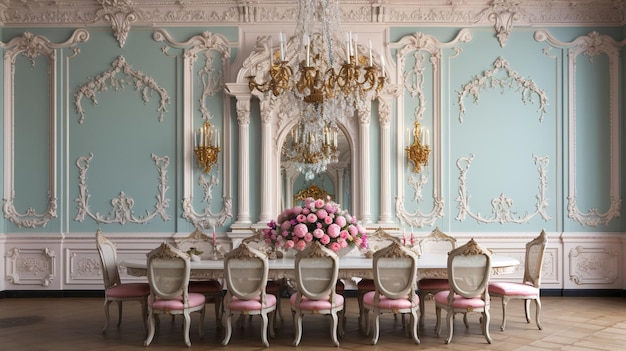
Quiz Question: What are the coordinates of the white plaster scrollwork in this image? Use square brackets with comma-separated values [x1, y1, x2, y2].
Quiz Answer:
[455, 154, 551, 224]
[535, 30, 625, 227]
[457, 56, 549, 123]
[153, 29, 236, 229]
[392, 30, 471, 228]
[486, 0, 522, 48]
[569, 246, 618, 285]
[74, 55, 170, 124]
[5, 247, 56, 286]
[96, 0, 137, 48]
[74, 153, 171, 224]
[2, 29, 89, 228]
[70, 253, 101, 279]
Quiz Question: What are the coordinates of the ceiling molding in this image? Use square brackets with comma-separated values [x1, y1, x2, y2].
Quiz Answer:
[1, 1, 624, 27]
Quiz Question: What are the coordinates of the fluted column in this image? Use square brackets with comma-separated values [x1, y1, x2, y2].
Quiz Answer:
[234, 98, 251, 225]
[337, 167, 345, 206]
[358, 108, 372, 224]
[377, 96, 394, 223]
[258, 103, 273, 223]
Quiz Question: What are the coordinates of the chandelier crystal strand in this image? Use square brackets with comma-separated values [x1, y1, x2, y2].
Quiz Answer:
[248, 0, 385, 180]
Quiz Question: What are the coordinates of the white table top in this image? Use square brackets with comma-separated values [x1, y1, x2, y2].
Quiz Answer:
[122, 253, 519, 280]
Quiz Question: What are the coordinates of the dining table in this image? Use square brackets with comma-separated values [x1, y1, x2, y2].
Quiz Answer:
[121, 253, 519, 281]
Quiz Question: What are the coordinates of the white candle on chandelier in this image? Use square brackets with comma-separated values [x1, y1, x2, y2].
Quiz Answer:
[425, 129, 430, 147]
[279, 32, 285, 61]
[368, 39, 373, 67]
[348, 31, 353, 57]
[200, 127, 204, 147]
[381, 54, 386, 77]
[269, 37, 273, 66]
[353, 34, 358, 62]
[304, 33, 310, 66]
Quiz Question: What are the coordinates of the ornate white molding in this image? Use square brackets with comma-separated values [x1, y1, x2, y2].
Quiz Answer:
[457, 56, 549, 123]
[535, 30, 625, 227]
[392, 30, 471, 228]
[569, 246, 618, 285]
[153, 29, 236, 229]
[455, 154, 551, 224]
[96, 0, 137, 48]
[1, 29, 88, 228]
[5, 247, 56, 286]
[74, 55, 170, 124]
[486, 0, 522, 47]
[74, 153, 172, 224]
[2, 1, 623, 26]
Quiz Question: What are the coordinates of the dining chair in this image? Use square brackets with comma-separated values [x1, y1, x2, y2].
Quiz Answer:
[222, 242, 277, 347]
[144, 242, 206, 347]
[290, 241, 345, 347]
[416, 227, 456, 329]
[174, 228, 224, 328]
[242, 232, 286, 327]
[356, 227, 399, 332]
[95, 229, 150, 334]
[434, 238, 492, 344]
[362, 240, 420, 345]
[489, 229, 547, 331]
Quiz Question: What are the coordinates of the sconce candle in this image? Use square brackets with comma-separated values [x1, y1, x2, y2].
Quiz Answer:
[194, 121, 220, 174]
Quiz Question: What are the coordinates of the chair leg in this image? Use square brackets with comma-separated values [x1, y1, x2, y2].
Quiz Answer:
[292, 313, 303, 346]
[183, 312, 192, 347]
[370, 312, 380, 345]
[116, 301, 123, 326]
[483, 311, 492, 344]
[444, 310, 454, 344]
[260, 312, 270, 347]
[102, 299, 111, 333]
[143, 310, 156, 346]
[535, 298, 543, 330]
[221, 310, 232, 345]
[410, 310, 420, 345]
[357, 290, 366, 333]
[500, 296, 509, 331]
[418, 292, 426, 329]
[329, 312, 340, 347]
[435, 306, 441, 337]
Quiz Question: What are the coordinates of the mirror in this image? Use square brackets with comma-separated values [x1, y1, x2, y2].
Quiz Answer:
[281, 127, 351, 212]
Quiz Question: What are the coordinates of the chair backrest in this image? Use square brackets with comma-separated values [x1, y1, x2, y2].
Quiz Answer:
[418, 227, 456, 255]
[223, 242, 269, 300]
[146, 242, 191, 300]
[372, 240, 418, 300]
[447, 238, 491, 299]
[96, 229, 122, 289]
[175, 228, 214, 260]
[360, 227, 399, 258]
[294, 241, 339, 301]
[523, 229, 548, 287]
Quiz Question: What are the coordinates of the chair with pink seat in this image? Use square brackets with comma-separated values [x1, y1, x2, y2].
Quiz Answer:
[362, 240, 420, 345]
[144, 242, 206, 347]
[95, 229, 150, 334]
[488, 229, 547, 331]
[221, 242, 277, 347]
[434, 238, 492, 344]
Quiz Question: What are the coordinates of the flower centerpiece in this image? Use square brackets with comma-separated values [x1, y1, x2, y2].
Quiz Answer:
[263, 197, 368, 254]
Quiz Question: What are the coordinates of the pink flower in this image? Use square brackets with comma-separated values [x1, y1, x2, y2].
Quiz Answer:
[335, 215, 346, 227]
[325, 203, 336, 214]
[281, 221, 292, 231]
[295, 240, 307, 251]
[329, 242, 341, 252]
[324, 216, 333, 225]
[339, 230, 349, 239]
[320, 234, 331, 245]
[313, 228, 325, 239]
[284, 240, 295, 249]
[303, 232, 313, 242]
[293, 223, 308, 238]
[296, 214, 307, 223]
[314, 199, 325, 208]
[306, 213, 318, 223]
[316, 209, 328, 219]
[327, 223, 340, 238]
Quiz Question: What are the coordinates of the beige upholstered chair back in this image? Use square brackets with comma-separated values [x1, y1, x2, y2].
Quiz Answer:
[223, 242, 269, 300]
[372, 241, 418, 300]
[447, 238, 492, 299]
[96, 229, 122, 289]
[361, 227, 399, 258]
[418, 227, 456, 255]
[294, 241, 339, 301]
[146, 242, 191, 300]
[175, 228, 214, 259]
[524, 229, 548, 287]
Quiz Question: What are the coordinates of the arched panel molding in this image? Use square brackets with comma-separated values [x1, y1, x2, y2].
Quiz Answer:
[153, 29, 238, 230]
[391, 29, 472, 228]
[535, 30, 625, 227]
[1, 29, 89, 228]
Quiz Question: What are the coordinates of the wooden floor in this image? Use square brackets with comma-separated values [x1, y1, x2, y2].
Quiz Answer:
[1, 295, 625, 350]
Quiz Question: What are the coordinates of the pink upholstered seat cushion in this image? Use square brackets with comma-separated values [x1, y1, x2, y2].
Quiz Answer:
[362, 291, 418, 309]
[106, 283, 150, 298]
[488, 282, 539, 297]
[418, 278, 450, 291]
[434, 291, 486, 309]
[289, 293, 344, 311]
[227, 294, 277, 311]
[149, 292, 206, 310]
[188, 280, 222, 293]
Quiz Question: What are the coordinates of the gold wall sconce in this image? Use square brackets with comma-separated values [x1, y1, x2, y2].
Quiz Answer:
[405, 121, 430, 173]
[194, 121, 220, 173]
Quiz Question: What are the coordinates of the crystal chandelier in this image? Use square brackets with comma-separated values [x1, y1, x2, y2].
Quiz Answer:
[248, 0, 385, 180]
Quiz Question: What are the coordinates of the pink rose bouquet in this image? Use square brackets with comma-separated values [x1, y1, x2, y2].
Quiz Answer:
[263, 197, 368, 253]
